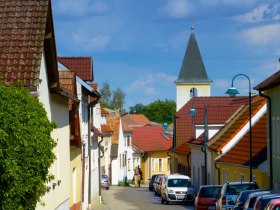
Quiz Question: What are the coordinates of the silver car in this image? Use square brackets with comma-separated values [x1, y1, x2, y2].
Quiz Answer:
[216, 182, 259, 210]
[101, 174, 110, 190]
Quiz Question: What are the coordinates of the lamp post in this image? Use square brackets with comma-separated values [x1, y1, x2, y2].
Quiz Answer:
[226, 73, 252, 182]
[162, 116, 178, 148]
[188, 100, 208, 185]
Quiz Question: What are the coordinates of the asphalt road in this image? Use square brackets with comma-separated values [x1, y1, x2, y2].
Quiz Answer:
[94, 185, 194, 210]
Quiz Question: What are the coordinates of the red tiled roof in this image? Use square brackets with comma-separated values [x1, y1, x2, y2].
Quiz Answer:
[209, 96, 266, 152]
[101, 124, 113, 133]
[132, 124, 173, 152]
[121, 114, 151, 126]
[91, 125, 102, 137]
[254, 70, 280, 91]
[106, 115, 120, 144]
[217, 113, 267, 167]
[58, 71, 79, 101]
[101, 108, 109, 115]
[0, 0, 58, 91]
[175, 96, 249, 152]
[172, 139, 192, 155]
[122, 120, 132, 133]
[58, 57, 93, 81]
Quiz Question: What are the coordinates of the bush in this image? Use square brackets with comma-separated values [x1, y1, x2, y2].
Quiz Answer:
[0, 83, 56, 209]
[118, 181, 130, 187]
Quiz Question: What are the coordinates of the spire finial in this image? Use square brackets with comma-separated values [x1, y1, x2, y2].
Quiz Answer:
[190, 17, 195, 32]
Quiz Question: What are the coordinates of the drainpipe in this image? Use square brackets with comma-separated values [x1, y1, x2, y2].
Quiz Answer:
[87, 101, 98, 208]
[187, 154, 191, 177]
[98, 136, 104, 200]
[215, 160, 221, 185]
[259, 89, 273, 190]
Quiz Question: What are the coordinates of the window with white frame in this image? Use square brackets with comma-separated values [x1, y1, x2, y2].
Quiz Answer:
[128, 159, 131, 171]
[159, 158, 163, 171]
[152, 158, 157, 171]
[167, 157, 170, 171]
[127, 136, 131, 146]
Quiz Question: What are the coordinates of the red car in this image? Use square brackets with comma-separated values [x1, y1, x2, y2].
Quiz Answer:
[195, 185, 222, 210]
[265, 198, 280, 210]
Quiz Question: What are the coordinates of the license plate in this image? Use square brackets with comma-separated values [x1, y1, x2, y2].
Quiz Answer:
[176, 195, 185, 200]
[208, 206, 215, 210]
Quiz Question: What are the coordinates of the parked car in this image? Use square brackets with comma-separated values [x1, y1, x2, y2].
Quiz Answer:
[101, 174, 110, 190]
[216, 182, 260, 210]
[154, 175, 165, 196]
[149, 174, 164, 191]
[233, 189, 261, 210]
[194, 185, 222, 210]
[161, 173, 195, 205]
[253, 193, 280, 210]
[243, 190, 271, 210]
[264, 198, 280, 210]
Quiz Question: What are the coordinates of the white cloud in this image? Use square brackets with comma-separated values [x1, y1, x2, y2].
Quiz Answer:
[54, 0, 109, 19]
[232, 2, 280, 23]
[240, 23, 280, 46]
[159, 0, 194, 19]
[127, 73, 177, 95]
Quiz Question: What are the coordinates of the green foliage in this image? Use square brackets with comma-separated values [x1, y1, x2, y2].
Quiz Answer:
[0, 83, 56, 210]
[99, 82, 126, 114]
[129, 99, 176, 123]
[118, 181, 129, 187]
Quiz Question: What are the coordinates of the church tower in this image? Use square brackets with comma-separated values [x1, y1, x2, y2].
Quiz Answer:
[175, 29, 212, 111]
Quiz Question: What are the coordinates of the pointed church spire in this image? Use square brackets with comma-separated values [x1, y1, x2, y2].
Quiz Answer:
[176, 31, 211, 84]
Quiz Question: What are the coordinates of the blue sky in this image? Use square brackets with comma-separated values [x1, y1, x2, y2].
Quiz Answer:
[52, 0, 280, 110]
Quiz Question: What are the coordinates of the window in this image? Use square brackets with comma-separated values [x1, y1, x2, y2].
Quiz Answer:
[222, 169, 226, 184]
[128, 159, 131, 171]
[159, 158, 163, 171]
[227, 169, 230, 182]
[240, 174, 245, 182]
[127, 136, 131, 146]
[167, 157, 171, 171]
[252, 175, 256, 182]
[152, 159, 156, 171]
[190, 87, 198, 97]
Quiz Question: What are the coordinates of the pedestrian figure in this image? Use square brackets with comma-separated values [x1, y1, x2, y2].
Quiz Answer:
[134, 167, 140, 188]
[138, 165, 142, 187]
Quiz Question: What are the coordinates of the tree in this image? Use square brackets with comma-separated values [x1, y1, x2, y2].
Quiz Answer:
[99, 81, 112, 108]
[129, 99, 176, 123]
[111, 87, 125, 114]
[129, 103, 147, 114]
[0, 83, 56, 210]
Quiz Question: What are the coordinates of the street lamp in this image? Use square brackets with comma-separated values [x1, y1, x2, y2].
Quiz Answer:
[226, 73, 252, 182]
[162, 116, 178, 148]
[188, 100, 208, 185]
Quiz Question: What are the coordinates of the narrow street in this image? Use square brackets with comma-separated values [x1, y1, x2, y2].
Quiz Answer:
[94, 186, 194, 210]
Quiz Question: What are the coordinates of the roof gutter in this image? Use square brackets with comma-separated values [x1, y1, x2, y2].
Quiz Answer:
[258, 89, 273, 190]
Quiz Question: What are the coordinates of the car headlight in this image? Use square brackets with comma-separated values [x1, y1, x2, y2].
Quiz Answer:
[168, 189, 174, 193]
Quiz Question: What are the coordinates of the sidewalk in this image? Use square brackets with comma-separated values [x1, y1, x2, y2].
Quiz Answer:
[92, 183, 149, 210]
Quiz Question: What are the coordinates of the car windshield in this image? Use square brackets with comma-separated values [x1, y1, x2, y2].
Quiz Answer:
[168, 179, 191, 187]
[200, 187, 221, 198]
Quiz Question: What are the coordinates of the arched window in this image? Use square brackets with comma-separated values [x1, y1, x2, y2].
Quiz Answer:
[190, 87, 198, 97]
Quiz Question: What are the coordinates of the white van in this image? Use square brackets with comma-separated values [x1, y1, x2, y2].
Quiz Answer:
[160, 173, 195, 205]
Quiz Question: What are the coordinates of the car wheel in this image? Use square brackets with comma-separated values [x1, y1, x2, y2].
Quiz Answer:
[165, 200, 169, 205]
